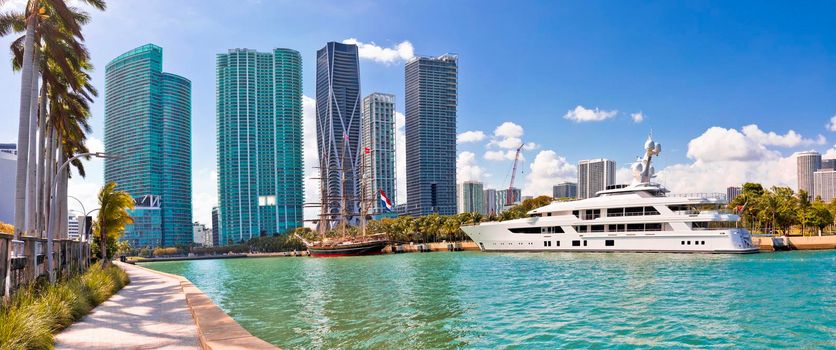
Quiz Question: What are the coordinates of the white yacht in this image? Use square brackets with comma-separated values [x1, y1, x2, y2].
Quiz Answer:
[461, 136, 758, 254]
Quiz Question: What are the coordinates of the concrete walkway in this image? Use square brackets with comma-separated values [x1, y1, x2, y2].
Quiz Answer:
[54, 262, 201, 350]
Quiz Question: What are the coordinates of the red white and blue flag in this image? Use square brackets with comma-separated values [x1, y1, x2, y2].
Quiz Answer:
[379, 189, 394, 212]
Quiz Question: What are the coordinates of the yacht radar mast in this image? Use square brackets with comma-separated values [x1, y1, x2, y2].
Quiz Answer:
[631, 134, 662, 184]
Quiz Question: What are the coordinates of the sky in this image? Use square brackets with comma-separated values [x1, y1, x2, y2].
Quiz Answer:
[1, 0, 836, 227]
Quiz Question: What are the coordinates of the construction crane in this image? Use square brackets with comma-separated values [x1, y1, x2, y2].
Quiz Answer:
[507, 143, 524, 206]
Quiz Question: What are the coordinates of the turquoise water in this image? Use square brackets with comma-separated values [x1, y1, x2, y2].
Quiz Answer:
[144, 251, 836, 349]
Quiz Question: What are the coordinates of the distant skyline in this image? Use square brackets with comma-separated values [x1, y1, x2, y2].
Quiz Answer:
[1, 1, 836, 226]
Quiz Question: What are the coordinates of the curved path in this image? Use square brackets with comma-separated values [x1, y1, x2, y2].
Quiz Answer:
[55, 261, 277, 349]
[55, 262, 201, 349]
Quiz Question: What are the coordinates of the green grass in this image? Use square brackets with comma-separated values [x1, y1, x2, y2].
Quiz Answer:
[0, 263, 129, 350]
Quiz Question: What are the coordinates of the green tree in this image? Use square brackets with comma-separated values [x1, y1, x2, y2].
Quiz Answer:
[94, 181, 133, 265]
[808, 201, 832, 236]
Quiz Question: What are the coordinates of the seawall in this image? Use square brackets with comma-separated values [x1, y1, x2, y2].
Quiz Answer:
[752, 236, 836, 251]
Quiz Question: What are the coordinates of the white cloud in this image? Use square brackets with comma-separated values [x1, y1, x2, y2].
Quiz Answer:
[524, 150, 576, 196]
[740, 124, 824, 147]
[341, 38, 414, 64]
[456, 130, 486, 144]
[687, 125, 825, 163]
[494, 122, 524, 139]
[457, 151, 484, 182]
[192, 168, 217, 226]
[395, 111, 406, 204]
[827, 115, 836, 132]
[656, 156, 798, 194]
[302, 95, 319, 225]
[85, 136, 104, 153]
[484, 150, 521, 161]
[631, 112, 644, 123]
[563, 105, 618, 122]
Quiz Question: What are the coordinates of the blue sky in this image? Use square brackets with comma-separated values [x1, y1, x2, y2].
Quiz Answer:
[1, 0, 835, 225]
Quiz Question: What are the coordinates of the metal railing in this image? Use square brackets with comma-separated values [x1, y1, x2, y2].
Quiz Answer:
[1, 233, 90, 298]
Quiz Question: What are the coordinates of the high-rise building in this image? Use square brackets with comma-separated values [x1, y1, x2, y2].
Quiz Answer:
[726, 186, 742, 202]
[814, 170, 836, 202]
[578, 159, 616, 199]
[496, 188, 522, 213]
[404, 54, 458, 216]
[0, 143, 16, 156]
[316, 42, 362, 226]
[483, 189, 497, 215]
[457, 181, 485, 214]
[361, 93, 397, 216]
[122, 195, 163, 248]
[211, 206, 220, 247]
[216, 48, 304, 245]
[67, 212, 79, 240]
[553, 182, 578, 199]
[822, 158, 836, 170]
[797, 151, 822, 198]
[193, 222, 209, 246]
[105, 44, 192, 247]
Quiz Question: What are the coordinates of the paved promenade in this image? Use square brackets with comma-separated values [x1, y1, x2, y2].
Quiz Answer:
[55, 262, 201, 350]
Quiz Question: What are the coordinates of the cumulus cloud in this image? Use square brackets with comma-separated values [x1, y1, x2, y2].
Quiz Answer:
[740, 124, 825, 147]
[656, 156, 798, 194]
[484, 150, 521, 161]
[687, 125, 824, 163]
[494, 122, 524, 139]
[192, 168, 218, 226]
[524, 150, 577, 196]
[563, 105, 618, 122]
[457, 151, 485, 182]
[631, 112, 644, 123]
[342, 38, 414, 64]
[85, 136, 104, 153]
[456, 130, 486, 144]
[827, 115, 836, 132]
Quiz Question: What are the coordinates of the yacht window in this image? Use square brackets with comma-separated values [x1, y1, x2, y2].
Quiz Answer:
[607, 208, 624, 217]
[574, 225, 588, 233]
[687, 241, 691, 245]
[607, 224, 625, 232]
[583, 240, 588, 246]
[531, 214, 542, 217]
[605, 240, 615, 246]
[681, 241, 685, 245]
[590, 225, 605, 232]
[626, 224, 644, 232]
[701, 241, 706, 245]
[692, 222, 709, 230]
[509, 227, 542, 234]
[625, 207, 644, 216]
[669, 205, 689, 212]
[572, 210, 579, 218]
[555, 241, 560, 246]
[645, 223, 662, 231]
[644, 206, 660, 215]
[572, 240, 581, 247]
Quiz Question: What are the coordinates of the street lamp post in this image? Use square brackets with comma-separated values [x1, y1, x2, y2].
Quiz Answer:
[46, 152, 118, 283]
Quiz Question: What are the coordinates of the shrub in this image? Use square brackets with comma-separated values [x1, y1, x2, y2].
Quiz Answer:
[0, 263, 129, 349]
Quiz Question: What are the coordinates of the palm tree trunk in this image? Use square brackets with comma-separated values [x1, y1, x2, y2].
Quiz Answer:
[13, 13, 38, 239]
[25, 52, 40, 237]
[36, 82, 47, 236]
[100, 211, 107, 267]
[47, 144, 66, 282]
[43, 126, 55, 239]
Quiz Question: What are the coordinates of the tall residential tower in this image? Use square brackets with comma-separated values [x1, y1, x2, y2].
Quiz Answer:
[315, 42, 362, 226]
[361, 93, 397, 216]
[104, 44, 192, 247]
[797, 151, 821, 198]
[216, 48, 303, 244]
[578, 159, 616, 199]
[404, 54, 458, 216]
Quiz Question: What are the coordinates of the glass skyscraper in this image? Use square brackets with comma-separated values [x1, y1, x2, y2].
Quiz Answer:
[362, 93, 396, 216]
[315, 42, 362, 226]
[216, 48, 303, 245]
[404, 54, 458, 216]
[104, 44, 192, 248]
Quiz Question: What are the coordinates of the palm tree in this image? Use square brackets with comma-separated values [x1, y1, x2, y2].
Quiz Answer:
[94, 182, 133, 266]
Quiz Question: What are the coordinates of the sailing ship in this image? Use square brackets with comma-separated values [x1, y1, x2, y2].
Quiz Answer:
[299, 136, 389, 257]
